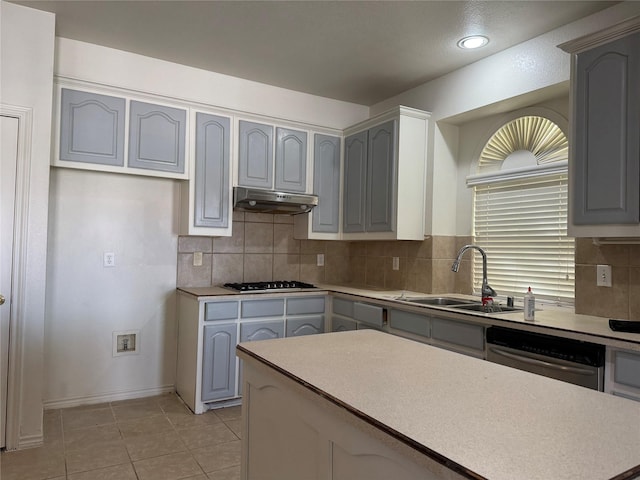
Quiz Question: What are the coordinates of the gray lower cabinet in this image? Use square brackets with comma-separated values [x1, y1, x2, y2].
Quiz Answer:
[312, 134, 341, 233]
[388, 309, 430, 339]
[431, 317, 484, 357]
[286, 296, 326, 336]
[128, 100, 186, 173]
[202, 324, 237, 402]
[331, 297, 385, 331]
[238, 120, 274, 189]
[343, 120, 396, 233]
[275, 127, 307, 193]
[241, 320, 285, 342]
[194, 112, 231, 228]
[606, 347, 640, 402]
[287, 315, 324, 336]
[332, 317, 357, 332]
[59, 88, 126, 166]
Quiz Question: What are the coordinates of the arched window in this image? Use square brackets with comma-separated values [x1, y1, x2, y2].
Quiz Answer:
[467, 114, 574, 302]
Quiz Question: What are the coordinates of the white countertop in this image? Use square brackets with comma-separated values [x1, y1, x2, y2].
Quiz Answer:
[237, 329, 640, 480]
[177, 284, 640, 348]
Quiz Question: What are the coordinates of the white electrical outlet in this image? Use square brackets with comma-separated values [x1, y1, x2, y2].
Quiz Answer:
[596, 264, 612, 287]
[317, 254, 325, 267]
[392, 257, 400, 271]
[193, 251, 203, 266]
[103, 252, 115, 267]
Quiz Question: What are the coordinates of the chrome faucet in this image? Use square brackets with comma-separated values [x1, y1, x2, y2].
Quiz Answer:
[451, 244, 496, 304]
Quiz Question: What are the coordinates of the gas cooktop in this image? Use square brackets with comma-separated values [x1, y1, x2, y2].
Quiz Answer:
[223, 280, 316, 293]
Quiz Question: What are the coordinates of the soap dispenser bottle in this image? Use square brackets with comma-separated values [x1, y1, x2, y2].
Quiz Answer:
[524, 287, 535, 321]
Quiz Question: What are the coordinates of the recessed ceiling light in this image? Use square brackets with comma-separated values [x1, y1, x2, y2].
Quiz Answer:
[457, 35, 489, 50]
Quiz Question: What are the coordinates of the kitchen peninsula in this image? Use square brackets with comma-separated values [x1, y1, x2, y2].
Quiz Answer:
[237, 330, 640, 480]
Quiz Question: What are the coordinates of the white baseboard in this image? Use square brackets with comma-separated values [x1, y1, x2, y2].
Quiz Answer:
[43, 384, 175, 410]
[17, 433, 44, 450]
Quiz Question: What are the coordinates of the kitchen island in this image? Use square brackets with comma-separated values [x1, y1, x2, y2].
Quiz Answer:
[237, 330, 640, 480]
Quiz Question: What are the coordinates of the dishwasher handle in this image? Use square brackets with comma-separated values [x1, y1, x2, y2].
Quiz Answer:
[488, 346, 596, 376]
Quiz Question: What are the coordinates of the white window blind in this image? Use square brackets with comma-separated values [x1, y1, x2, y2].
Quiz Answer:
[472, 172, 574, 302]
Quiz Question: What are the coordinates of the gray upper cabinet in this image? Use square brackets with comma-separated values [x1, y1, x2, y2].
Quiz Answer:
[194, 112, 231, 228]
[312, 134, 341, 233]
[343, 130, 368, 233]
[59, 88, 126, 166]
[128, 100, 186, 173]
[343, 121, 396, 234]
[238, 120, 274, 189]
[573, 32, 640, 226]
[275, 127, 307, 192]
[366, 120, 396, 232]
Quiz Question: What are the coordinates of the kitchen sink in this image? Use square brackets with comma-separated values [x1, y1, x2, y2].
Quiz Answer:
[450, 303, 522, 313]
[405, 297, 480, 306]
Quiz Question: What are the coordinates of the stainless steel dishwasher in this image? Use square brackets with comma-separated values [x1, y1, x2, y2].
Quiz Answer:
[486, 326, 605, 390]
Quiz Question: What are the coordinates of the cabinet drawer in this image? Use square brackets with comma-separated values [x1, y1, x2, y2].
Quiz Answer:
[240, 320, 285, 342]
[204, 301, 238, 321]
[432, 318, 484, 351]
[389, 309, 430, 338]
[332, 316, 357, 332]
[614, 350, 640, 390]
[286, 315, 324, 337]
[332, 298, 354, 317]
[287, 297, 325, 315]
[241, 299, 285, 318]
[353, 302, 384, 328]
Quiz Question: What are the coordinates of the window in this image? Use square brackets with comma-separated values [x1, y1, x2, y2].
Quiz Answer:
[468, 115, 574, 302]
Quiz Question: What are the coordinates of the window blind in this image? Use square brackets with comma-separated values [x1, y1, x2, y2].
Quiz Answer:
[472, 172, 574, 302]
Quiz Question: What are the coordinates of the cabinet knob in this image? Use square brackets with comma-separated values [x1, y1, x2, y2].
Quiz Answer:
[0, 294, 5, 305]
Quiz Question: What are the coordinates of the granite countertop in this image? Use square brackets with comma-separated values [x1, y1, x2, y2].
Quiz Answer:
[237, 329, 640, 480]
[177, 284, 640, 348]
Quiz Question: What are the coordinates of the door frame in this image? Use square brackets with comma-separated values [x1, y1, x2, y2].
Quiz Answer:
[1, 104, 33, 450]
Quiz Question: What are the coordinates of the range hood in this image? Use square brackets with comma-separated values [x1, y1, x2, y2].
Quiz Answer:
[233, 187, 318, 215]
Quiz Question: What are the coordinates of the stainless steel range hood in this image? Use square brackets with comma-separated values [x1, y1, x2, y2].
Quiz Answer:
[233, 187, 318, 215]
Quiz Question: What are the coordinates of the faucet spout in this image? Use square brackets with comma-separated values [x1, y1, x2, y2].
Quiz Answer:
[452, 244, 496, 303]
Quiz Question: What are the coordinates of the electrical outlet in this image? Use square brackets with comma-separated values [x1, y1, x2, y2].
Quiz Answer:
[103, 252, 115, 267]
[596, 264, 612, 287]
[392, 257, 400, 271]
[317, 254, 325, 267]
[193, 251, 203, 266]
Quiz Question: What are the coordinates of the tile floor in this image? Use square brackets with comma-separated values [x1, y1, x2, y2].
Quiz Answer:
[0, 393, 242, 480]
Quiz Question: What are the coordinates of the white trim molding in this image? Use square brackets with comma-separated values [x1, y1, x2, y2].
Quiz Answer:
[1, 104, 35, 450]
[43, 385, 175, 410]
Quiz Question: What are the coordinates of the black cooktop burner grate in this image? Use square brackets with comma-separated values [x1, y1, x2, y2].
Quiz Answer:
[223, 280, 316, 292]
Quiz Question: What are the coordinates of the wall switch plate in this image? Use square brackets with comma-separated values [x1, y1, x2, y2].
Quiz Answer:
[392, 257, 400, 271]
[317, 254, 325, 267]
[596, 264, 612, 287]
[193, 251, 203, 266]
[103, 252, 115, 267]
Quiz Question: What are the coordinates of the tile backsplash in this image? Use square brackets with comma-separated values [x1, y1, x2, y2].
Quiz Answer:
[177, 211, 472, 294]
[177, 214, 639, 320]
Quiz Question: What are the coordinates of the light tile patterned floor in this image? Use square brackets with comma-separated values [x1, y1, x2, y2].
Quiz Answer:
[0, 393, 241, 480]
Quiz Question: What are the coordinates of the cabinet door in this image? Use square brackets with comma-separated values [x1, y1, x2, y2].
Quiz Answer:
[573, 32, 640, 225]
[59, 88, 125, 166]
[366, 120, 396, 232]
[332, 316, 357, 332]
[275, 127, 307, 192]
[202, 324, 237, 402]
[238, 120, 274, 189]
[343, 131, 368, 233]
[240, 320, 285, 342]
[431, 317, 484, 352]
[286, 315, 325, 337]
[194, 113, 231, 228]
[312, 134, 341, 233]
[287, 296, 325, 315]
[128, 100, 186, 173]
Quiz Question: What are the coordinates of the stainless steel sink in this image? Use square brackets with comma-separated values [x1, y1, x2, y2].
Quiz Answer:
[405, 297, 480, 306]
[450, 303, 522, 313]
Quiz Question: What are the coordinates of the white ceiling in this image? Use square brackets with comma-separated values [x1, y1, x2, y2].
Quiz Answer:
[12, 0, 617, 106]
